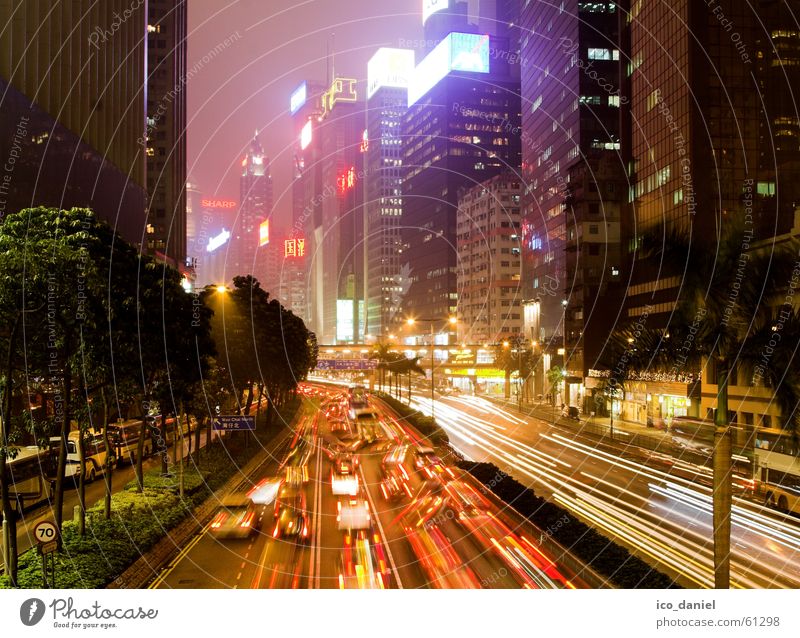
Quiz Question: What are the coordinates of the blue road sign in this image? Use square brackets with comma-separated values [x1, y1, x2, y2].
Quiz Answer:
[213, 415, 256, 431]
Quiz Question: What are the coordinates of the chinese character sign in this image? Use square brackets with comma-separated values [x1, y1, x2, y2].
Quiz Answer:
[284, 238, 306, 258]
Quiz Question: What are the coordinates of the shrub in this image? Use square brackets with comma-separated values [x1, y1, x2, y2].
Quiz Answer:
[2, 398, 302, 589]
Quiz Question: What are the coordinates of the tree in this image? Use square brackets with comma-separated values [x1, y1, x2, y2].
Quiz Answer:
[495, 337, 535, 401]
[546, 365, 566, 406]
[601, 221, 800, 588]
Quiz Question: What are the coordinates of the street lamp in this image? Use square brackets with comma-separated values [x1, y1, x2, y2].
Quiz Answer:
[406, 316, 457, 420]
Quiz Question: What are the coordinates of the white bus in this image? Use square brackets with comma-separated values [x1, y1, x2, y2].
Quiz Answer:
[107, 419, 150, 465]
[6, 446, 56, 510]
[751, 427, 800, 515]
[49, 429, 115, 483]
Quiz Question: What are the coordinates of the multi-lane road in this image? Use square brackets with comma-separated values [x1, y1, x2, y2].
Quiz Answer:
[408, 392, 800, 588]
[150, 385, 587, 589]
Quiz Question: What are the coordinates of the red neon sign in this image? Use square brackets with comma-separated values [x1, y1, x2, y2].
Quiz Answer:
[284, 238, 306, 258]
[337, 166, 357, 195]
[202, 199, 237, 209]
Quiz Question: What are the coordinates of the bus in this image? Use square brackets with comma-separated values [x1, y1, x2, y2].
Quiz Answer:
[751, 427, 800, 515]
[107, 419, 151, 465]
[49, 429, 115, 483]
[6, 446, 57, 511]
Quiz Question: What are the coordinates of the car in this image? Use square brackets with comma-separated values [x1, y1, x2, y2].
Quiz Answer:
[333, 453, 357, 474]
[561, 405, 580, 421]
[331, 468, 360, 496]
[272, 483, 309, 541]
[210, 495, 259, 539]
[337, 497, 371, 531]
[273, 503, 309, 541]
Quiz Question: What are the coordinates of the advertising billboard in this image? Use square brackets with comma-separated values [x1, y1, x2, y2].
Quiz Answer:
[408, 32, 491, 106]
[290, 81, 307, 115]
[259, 220, 270, 246]
[206, 229, 230, 253]
[300, 120, 313, 150]
[367, 48, 415, 99]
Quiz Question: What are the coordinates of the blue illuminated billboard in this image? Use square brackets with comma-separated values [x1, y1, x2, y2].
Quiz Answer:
[290, 81, 307, 115]
[408, 32, 491, 106]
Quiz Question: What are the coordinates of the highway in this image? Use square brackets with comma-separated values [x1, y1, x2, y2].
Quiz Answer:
[151, 385, 587, 589]
[408, 392, 800, 589]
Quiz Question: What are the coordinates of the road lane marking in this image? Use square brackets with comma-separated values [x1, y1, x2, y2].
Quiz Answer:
[148, 522, 211, 589]
[358, 465, 403, 589]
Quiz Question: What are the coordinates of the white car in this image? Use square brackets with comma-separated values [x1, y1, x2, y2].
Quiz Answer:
[337, 497, 371, 531]
[332, 471, 359, 496]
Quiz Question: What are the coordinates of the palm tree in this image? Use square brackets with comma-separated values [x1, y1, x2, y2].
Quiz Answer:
[602, 221, 800, 588]
[370, 342, 394, 392]
[398, 356, 426, 403]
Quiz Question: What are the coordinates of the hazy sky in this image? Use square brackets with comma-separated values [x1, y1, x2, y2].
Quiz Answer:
[187, 0, 428, 230]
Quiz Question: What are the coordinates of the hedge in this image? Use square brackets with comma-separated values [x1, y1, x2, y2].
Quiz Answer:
[458, 461, 681, 589]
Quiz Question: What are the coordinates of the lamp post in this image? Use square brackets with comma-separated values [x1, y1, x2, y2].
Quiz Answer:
[406, 316, 457, 420]
[561, 298, 568, 408]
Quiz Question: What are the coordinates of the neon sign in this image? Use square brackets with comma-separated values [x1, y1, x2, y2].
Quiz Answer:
[321, 77, 357, 116]
[300, 120, 313, 150]
[290, 81, 307, 115]
[259, 220, 270, 247]
[337, 166, 357, 195]
[202, 199, 237, 209]
[360, 129, 369, 153]
[284, 238, 306, 258]
[206, 229, 230, 252]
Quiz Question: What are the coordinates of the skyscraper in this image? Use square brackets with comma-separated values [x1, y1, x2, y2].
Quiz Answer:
[616, 0, 800, 428]
[145, 0, 188, 265]
[401, 26, 522, 340]
[0, 1, 147, 242]
[301, 77, 365, 343]
[231, 133, 272, 283]
[364, 48, 415, 339]
[519, 0, 625, 408]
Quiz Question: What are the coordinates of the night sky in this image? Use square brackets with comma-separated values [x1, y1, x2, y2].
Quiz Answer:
[187, 0, 433, 230]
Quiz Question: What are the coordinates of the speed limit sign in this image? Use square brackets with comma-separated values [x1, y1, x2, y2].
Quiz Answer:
[33, 520, 58, 544]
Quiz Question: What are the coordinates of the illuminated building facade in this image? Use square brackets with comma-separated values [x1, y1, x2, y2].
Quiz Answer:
[401, 28, 522, 340]
[232, 133, 273, 284]
[364, 48, 415, 339]
[519, 0, 625, 409]
[297, 77, 366, 343]
[456, 173, 523, 344]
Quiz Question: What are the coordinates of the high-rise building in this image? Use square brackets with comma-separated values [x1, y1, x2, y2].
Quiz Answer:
[519, 1, 625, 408]
[185, 177, 203, 272]
[301, 77, 366, 343]
[231, 133, 272, 282]
[457, 173, 523, 344]
[0, 1, 147, 241]
[145, 1, 188, 265]
[401, 26, 522, 340]
[617, 0, 800, 428]
[364, 48, 415, 339]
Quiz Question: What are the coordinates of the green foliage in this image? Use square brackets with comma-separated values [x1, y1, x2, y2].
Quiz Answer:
[460, 461, 679, 589]
[0, 399, 302, 589]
